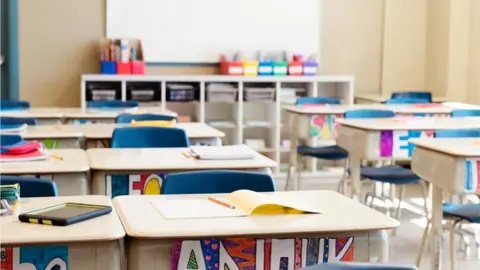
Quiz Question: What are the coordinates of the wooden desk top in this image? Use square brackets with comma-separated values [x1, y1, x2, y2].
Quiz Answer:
[283, 104, 453, 115]
[0, 108, 65, 118]
[1, 149, 89, 174]
[1, 195, 125, 245]
[23, 124, 84, 139]
[113, 190, 399, 238]
[82, 122, 225, 139]
[63, 107, 176, 119]
[355, 93, 448, 103]
[336, 117, 480, 131]
[409, 138, 480, 157]
[87, 147, 277, 171]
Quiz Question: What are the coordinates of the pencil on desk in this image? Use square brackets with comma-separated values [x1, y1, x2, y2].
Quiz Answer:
[182, 151, 190, 159]
[208, 197, 236, 209]
[50, 153, 63, 161]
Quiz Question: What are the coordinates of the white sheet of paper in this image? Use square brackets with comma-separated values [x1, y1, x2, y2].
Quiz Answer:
[152, 199, 247, 219]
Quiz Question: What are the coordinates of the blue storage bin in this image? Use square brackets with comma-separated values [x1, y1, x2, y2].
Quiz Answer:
[258, 62, 274, 76]
[101, 61, 117, 74]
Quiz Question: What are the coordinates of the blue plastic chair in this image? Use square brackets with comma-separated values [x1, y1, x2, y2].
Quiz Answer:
[451, 109, 480, 117]
[0, 100, 30, 110]
[391, 91, 432, 103]
[435, 129, 480, 138]
[296, 97, 341, 105]
[385, 98, 430, 104]
[344, 109, 395, 119]
[0, 134, 23, 146]
[0, 175, 58, 197]
[87, 100, 139, 108]
[115, 113, 178, 124]
[111, 126, 189, 148]
[301, 262, 418, 270]
[162, 170, 275, 195]
[0, 116, 37, 126]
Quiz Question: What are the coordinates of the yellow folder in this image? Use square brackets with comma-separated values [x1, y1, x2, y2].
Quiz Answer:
[130, 119, 177, 127]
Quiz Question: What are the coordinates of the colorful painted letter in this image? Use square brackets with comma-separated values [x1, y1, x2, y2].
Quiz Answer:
[1, 246, 68, 270]
[309, 115, 343, 140]
[170, 237, 354, 270]
[106, 174, 165, 198]
[380, 130, 434, 158]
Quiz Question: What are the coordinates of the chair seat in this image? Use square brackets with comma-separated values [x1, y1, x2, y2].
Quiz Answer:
[297, 145, 348, 160]
[302, 262, 418, 270]
[348, 165, 421, 184]
[443, 202, 480, 223]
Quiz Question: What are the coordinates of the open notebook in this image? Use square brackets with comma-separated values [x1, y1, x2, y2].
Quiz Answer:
[189, 145, 256, 160]
[153, 190, 322, 219]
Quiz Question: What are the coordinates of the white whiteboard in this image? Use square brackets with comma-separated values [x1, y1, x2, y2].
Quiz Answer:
[107, 0, 320, 63]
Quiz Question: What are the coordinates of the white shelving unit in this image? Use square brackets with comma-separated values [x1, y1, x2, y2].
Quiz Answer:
[81, 74, 355, 176]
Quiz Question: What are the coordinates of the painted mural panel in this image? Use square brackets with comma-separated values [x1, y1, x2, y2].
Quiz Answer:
[380, 130, 434, 158]
[170, 237, 354, 270]
[106, 174, 165, 198]
[1, 246, 68, 270]
[309, 114, 343, 140]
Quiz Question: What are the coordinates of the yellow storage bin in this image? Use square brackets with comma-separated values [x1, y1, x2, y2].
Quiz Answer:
[242, 61, 259, 76]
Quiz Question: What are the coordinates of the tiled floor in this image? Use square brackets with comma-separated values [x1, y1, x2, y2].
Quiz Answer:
[292, 181, 480, 269]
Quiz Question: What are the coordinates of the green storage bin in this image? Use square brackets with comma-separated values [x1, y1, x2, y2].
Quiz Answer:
[273, 61, 288, 76]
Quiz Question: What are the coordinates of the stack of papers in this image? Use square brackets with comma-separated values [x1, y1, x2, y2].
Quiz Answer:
[189, 145, 256, 160]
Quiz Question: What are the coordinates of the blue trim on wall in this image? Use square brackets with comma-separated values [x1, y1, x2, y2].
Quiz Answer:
[146, 62, 219, 67]
[7, 0, 19, 100]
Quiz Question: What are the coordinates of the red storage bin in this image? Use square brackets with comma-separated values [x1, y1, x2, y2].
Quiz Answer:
[131, 61, 145, 74]
[220, 61, 243, 75]
[288, 61, 303, 76]
[117, 62, 132, 74]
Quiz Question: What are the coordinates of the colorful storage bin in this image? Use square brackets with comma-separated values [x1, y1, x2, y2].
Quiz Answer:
[220, 61, 243, 75]
[243, 61, 259, 76]
[303, 61, 318, 76]
[258, 62, 274, 76]
[273, 62, 288, 76]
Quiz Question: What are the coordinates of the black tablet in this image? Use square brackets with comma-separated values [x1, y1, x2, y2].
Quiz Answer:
[18, 203, 112, 226]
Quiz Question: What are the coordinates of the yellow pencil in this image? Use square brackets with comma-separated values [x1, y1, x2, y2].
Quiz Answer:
[208, 197, 235, 209]
[50, 154, 63, 161]
[182, 151, 190, 159]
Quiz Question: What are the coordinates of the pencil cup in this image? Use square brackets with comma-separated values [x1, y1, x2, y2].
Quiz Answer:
[101, 61, 117, 74]
[117, 62, 132, 74]
[258, 62, 273, 76]
[288, 61, 303, 76]
[303, 61, 318, 76]
[243, 61, 259, 76]
[131, 61, 145, 75]
[273, 61, 288, 76]
[220, 61, 243, 75]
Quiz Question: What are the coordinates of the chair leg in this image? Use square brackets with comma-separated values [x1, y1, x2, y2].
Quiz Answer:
[450, 221, 461, 270]
[337, 159, 349, 194]
[296, 156, 304, 191]
[392, 184, 406, 236]
[416, 218, 432, 267]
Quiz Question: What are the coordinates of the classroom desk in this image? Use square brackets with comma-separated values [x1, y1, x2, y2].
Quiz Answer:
[23, 124, 85, 149]
[0, 108, 65, 124]
[354, 93, 448, 104]
[1, 149, 90, 196]
[87, 147, 277, 198]
[82, 122, 225, 148]
[63, 107, 176, 124]
[0, 195, 125, 270]
[113, 190, 399, 270]
[335, 117, 480, 199]
[410, 138, 480, 270]
[283, 104, 453, 190]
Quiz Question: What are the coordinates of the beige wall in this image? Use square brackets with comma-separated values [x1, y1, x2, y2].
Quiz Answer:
[18, 0, 428, 106]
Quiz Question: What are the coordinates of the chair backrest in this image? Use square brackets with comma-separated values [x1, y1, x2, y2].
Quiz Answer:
[296, 97, 341, 105]
[115, 113, 178, 124]
[344, 109, 395, 119]
[0, 100, 30, 110]
[111, 126, 189, 148]
[434, 129, 480, 138]
[161, 170, 276, 195]
[0, 175, 58, 197]
[0, 134, 23, 145]
[301, 262, 418, 270]
[391, 91, 432, 102]
[0, 116, 37, 126]
[385, 98, 430, 104]
[451, 109, 480, 117]
[87, 100, 139, 108]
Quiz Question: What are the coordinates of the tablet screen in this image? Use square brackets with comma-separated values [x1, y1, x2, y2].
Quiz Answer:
[29, 204, 102, 219]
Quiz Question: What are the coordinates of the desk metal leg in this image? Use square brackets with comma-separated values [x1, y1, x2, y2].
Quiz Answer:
[286, 115, 299, 191]
[430, 186, 443, 270]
